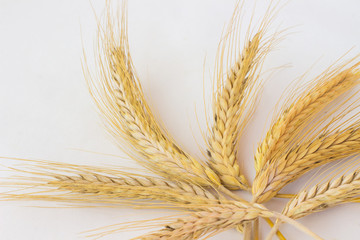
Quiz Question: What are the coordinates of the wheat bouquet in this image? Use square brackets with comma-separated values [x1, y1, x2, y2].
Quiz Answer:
[1, 1, 360, 239]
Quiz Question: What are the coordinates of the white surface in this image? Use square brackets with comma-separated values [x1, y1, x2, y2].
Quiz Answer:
[0, 0, 360, 239]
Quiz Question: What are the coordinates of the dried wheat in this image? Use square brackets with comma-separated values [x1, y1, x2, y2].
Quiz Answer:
[208, 31, 264, 190]
[85, 2, 221, 188]
[1, 160, 219, 206]
[253, 125, 360, 203]
[133, 202, 322, 240]
[283, 168, 360, 219]
[254, 63, 360, 172]
[207, 1, 279, 191]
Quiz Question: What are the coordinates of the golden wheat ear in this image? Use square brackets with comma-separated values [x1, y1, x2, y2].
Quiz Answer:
[253, 60, 360, 203]
[265, 164, 360, 240]
[0, 158, 219, 207]
[282, 165, 360, 219]
[254, 59, 360, 174]
[129, 202, 322, 240]
[84, 2, 222, 188]
[133, 203, 270, 240]
[206, 1, 280, 190]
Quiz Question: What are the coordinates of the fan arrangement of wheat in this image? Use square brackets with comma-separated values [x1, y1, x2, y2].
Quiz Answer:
[1, 1, 360, 239]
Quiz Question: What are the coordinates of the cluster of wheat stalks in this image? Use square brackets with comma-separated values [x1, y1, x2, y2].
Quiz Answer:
[2, 1, 360, 239]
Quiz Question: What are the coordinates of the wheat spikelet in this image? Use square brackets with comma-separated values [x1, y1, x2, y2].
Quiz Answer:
[207, 3, 277, 190]
[254, 62, 360, 173]
[253, 124, 360, 203]
[282, 168, 360, 219]
[85, 2, 221, 187]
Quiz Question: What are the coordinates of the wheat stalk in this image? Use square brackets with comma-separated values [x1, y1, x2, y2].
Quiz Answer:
[254, 63, 360, 173]
[85, 2, 222, 188]
[253, 125, 360, 203]
[282, 168, 360, 219]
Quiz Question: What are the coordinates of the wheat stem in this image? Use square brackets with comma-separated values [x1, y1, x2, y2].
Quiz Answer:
[264, 218, 286, 240]
[265, 221, 281, 240]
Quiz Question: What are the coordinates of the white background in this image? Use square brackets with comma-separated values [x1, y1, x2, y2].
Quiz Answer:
[0, 0, 360, 239]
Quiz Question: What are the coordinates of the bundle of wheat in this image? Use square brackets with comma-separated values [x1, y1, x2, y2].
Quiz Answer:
[1, 1, 359, 239]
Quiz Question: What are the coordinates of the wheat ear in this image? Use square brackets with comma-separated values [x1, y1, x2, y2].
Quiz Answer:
[207, 3, 276, 190]
[282, 168, 360, 219]
[254, 62, 360, 173]
[2, 173, 219, 207]
[85, 2, 221, 187]
[50, 173, 219, 205]
[133, 202, 322, 240]
[265, 168, 360, 240]
[0, 160, 219, 206]
[253, 124, 360, 203]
